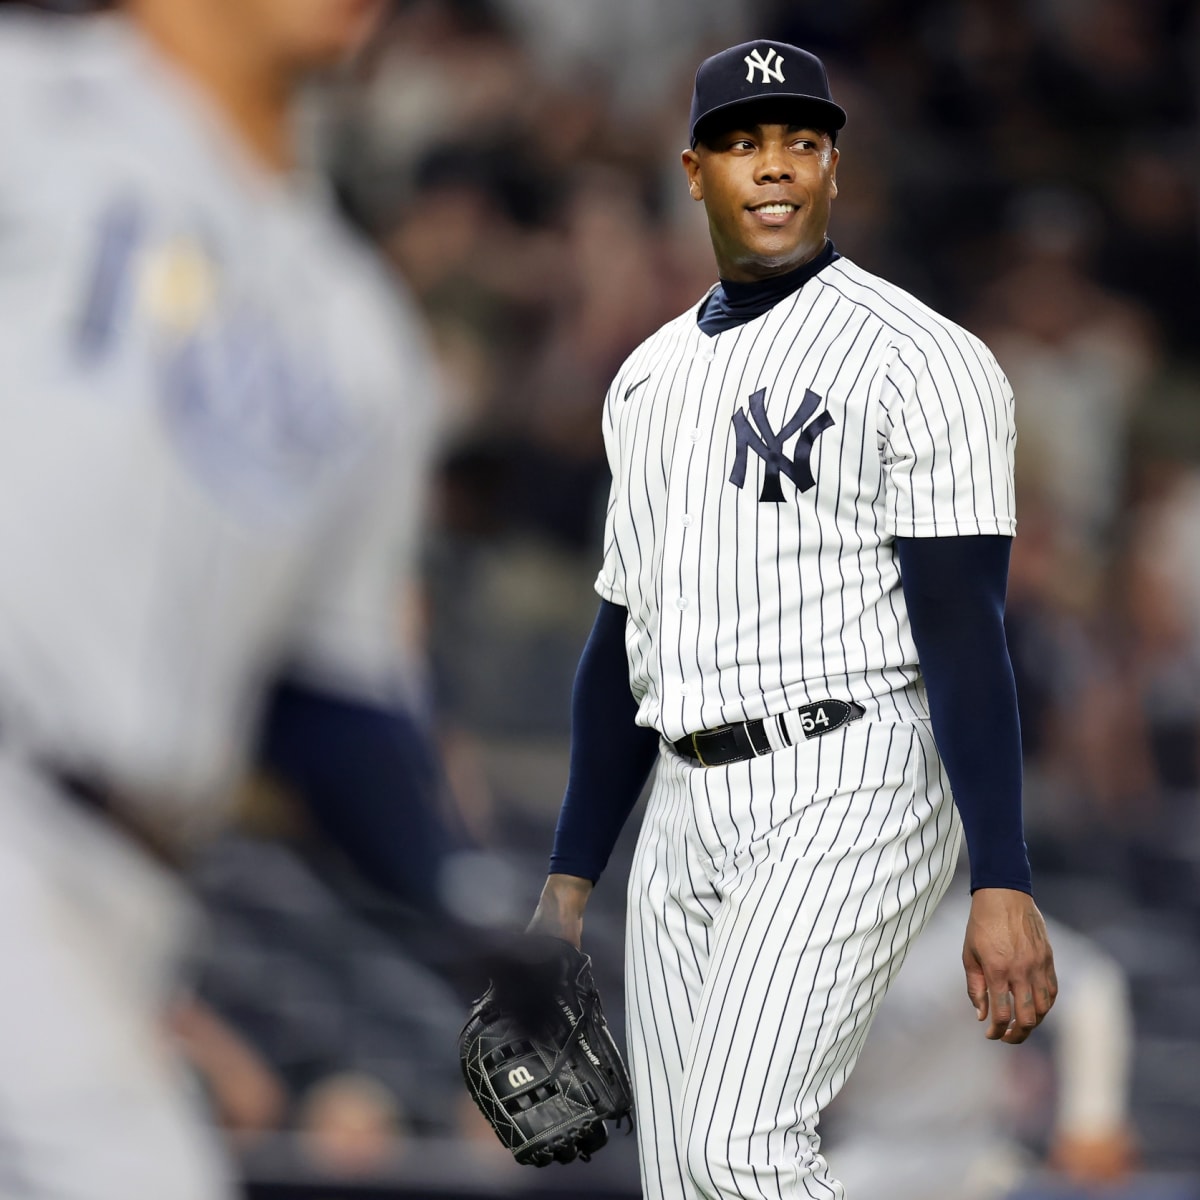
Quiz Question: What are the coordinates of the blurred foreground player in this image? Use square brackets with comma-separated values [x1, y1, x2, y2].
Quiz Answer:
[0, 2, 460, 1197]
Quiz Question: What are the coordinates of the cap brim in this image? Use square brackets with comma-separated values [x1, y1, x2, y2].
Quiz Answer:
[691, 95, 847, 145]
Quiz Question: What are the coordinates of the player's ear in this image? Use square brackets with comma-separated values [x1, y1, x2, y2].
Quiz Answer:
[682, 149, 703, 202]
[828, 145, 839, 199]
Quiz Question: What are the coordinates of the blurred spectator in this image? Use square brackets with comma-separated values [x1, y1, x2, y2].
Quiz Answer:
[495, 0, 750, 117]
[187, 827, 472, 1141]
[169, 995, 289, 1148]
[295, 1071, 407, 1177]
[823, 880, 1138, 1200]
[1098, 146, 1200, 362]
[972, 187, 1158, 550]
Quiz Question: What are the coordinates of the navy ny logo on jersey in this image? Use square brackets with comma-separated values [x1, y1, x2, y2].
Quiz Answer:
[729, 387, 835, 502]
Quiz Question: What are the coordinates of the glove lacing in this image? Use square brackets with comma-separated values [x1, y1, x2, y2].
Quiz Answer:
[540, 985, 634, 1146]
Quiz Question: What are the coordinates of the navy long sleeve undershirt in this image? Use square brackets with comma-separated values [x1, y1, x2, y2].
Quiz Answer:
[548, 600, 660, 881]
[549, 538, 1030, 894]
[896, 535, 1031, 894]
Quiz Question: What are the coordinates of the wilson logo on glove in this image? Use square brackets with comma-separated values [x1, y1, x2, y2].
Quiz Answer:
[459, 939, 634, 1167]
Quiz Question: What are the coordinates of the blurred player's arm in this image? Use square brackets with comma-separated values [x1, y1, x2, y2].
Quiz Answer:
[528, 598, 659, 947]
[255, 677, 460, 912]
[257, 314, 467, 915]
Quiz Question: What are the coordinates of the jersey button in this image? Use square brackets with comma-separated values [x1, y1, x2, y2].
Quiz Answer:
[689, 429, 701, 443]
[681, 514, 693, 526]
[676, 596, 689, 610]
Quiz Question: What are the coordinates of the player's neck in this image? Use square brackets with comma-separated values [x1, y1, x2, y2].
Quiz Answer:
[130, 5, 297, 175]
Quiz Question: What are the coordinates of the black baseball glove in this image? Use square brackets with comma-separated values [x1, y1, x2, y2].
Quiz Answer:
[458, 938, 634, 1166]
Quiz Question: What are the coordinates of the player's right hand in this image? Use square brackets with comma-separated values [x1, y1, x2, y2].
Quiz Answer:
[962, 888, 1058, 1044]
[526, 873, 593, 949]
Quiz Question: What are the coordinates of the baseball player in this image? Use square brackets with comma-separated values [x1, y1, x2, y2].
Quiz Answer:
[528, 39, 1058, 1199]
[0, 3, 462, 1198]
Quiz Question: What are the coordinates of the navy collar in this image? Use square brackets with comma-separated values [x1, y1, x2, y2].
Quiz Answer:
[697, 240, 839, 336]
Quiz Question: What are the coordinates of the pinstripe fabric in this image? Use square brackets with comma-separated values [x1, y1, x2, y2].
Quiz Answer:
[603, 253, 1012, 1197]
[626, 718, 960, 1200]
[594, 257, 1016, 746]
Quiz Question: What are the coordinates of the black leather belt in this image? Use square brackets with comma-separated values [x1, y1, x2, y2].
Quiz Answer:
[673, 699, 866, 768]
[0, 718, 180, 867]
[51, 766, 182, 869]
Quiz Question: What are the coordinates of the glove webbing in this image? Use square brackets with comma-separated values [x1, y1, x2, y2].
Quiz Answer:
[541, 986, 633, 1142]
[542, 985, 596, 1089]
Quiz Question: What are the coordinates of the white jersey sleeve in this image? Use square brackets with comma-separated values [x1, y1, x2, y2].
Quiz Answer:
[593, 321, 694, 614]
[879, 328, 1017, 539]
[595, 375, 627, 607]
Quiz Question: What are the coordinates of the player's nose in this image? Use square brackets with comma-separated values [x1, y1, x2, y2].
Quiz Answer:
[754, 140, 794, 183]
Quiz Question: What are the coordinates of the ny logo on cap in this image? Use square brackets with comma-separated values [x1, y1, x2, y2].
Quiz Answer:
[744, 47, 785, 85]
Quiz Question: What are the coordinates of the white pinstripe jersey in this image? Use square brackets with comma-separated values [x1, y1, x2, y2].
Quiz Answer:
[596, 255, 1016, 744]
[0, 15, 436, 816]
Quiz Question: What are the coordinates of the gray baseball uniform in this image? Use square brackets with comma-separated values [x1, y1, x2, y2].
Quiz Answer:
[0, 13, 435, 1198]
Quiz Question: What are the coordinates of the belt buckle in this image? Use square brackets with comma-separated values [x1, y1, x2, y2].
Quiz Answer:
[690, 731, 709, 768]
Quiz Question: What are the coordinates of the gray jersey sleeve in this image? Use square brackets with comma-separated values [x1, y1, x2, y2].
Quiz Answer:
[280, 273, 441, 707]
[0, 14, 443, 794]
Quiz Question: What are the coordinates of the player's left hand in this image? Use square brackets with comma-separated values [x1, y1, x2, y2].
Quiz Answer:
[962, 888, 1057, 1044]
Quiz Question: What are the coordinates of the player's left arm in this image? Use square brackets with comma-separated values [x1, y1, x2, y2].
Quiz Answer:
[897, 535, 1057, 1044]
[884, 332, 1055, 1044]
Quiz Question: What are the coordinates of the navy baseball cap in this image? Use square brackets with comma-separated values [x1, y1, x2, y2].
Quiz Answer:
[689, 40, 846, 146]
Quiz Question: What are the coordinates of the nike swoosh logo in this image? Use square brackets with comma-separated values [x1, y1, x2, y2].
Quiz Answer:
[623, 375, 652, 401]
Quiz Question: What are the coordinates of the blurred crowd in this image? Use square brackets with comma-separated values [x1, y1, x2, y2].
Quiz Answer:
[48, 0, 1192, 1191]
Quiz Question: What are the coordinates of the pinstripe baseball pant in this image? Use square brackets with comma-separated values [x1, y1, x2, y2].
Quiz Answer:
[625, 713, 961, 1199]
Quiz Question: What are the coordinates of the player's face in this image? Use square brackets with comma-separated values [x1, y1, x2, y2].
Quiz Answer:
[683, 119, 838, 282]
[221, 0, 388, 68]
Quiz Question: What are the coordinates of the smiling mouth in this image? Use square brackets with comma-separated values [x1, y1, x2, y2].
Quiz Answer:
[750, 203, 798, 215]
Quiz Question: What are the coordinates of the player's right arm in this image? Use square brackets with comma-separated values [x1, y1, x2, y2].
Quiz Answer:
[529, 875, 594, 950]
[530, 368, 660, 946]
[529, 599, 659, 947]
